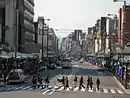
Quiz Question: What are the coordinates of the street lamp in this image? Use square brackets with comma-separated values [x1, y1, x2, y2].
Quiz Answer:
[41, 18, 50, 68]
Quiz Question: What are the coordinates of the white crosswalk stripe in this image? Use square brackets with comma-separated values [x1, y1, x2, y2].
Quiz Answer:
[0, 85, 124, 95]
[117, 89, 123, 94]
[73, 87, 79, 91]
[81, 87, 86, 91]
[0, 87, 5, 90]
[7, 87, 16, 90]
[43, 89, 50, 95]
[15, 86, 25, 90]
[48, 90, 55, 95]
[54, 86, 59, 89]
[27, 87, 33, 91]
[110, 89, 116, 94]
[103, 88, 108, 93]
[21, 86, 31, 90]
[57, 86, 64, 91]
[88, 88, 93, 92]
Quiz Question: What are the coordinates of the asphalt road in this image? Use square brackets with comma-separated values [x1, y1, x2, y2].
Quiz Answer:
[0, 61, 130, 98]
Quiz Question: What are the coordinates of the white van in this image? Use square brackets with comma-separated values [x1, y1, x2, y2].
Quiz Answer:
[7, 69, 25, 84]
[62, 58, 72, 69]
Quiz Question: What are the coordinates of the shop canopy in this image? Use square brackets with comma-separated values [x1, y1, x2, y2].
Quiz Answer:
[0, 52, 39, 59]
[121, 47, 130, 55]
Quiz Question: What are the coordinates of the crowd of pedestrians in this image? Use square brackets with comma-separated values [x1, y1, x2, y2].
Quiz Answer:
[31, 74, 100, 91]
[32, 75, 50, 89]
[73, 75, 100, 90]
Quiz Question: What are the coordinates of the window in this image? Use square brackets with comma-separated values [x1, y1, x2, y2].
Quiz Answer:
[9, 72, 19, 76]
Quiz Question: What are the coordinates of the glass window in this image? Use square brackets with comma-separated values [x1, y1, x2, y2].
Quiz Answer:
[9, 72, 19, 76]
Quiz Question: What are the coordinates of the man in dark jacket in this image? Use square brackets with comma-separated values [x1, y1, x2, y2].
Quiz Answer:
[79, 75, 85, 89]
[96, 77, 100, 91]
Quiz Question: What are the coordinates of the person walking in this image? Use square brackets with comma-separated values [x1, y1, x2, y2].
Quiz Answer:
[45, 76, 50, 88]
[39, 76, 43, 89]
[62, 76, 65, 88]
[87, 76, 90, 89]
[96, 77, 100, 91]
[90, 77, 93, 90]
[73, 75, 77, 87]
[65, 77, 70, 90]
[32, 76, 37, 89]
[79, 75, 85, 89]
[37, 74, 41, 88]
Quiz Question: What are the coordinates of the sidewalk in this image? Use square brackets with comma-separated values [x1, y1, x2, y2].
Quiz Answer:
[114, 76, 130, 94]
[87, 61, 130, 94]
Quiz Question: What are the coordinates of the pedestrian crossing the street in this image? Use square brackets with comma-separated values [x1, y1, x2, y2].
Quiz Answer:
[0, 85, 124, 95]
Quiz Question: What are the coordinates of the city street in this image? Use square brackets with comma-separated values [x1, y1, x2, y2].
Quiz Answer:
[0, 61, 129, 98]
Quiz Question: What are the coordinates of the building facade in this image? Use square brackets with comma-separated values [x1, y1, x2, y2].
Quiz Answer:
[117, 5, 130, 46]
[0, 0, 35, 52]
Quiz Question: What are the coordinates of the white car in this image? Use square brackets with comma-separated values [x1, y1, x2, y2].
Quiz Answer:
[79, 58, 85, 63]
[7, 69, 26, 84]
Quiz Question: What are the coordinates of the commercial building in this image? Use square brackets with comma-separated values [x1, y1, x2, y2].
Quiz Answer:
[86, 27, 95, 54]
[37, 17, 58, 58]
[0, 0, 35, 52]
[117, 5, 130, 46]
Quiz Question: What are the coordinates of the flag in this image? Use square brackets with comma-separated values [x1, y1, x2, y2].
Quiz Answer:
[113, 0, 125, 2]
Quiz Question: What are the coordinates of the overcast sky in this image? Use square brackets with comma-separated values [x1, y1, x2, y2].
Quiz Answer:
[34, 0, 126, 37]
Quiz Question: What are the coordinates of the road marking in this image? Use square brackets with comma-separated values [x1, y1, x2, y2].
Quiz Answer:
[27, 87, 33, 90]
[117, 89, 123, 94]
[0, 87, 5, 90]
[113, 76, 130, 94]
[22, 86, 31, 90]
[7, 87, 15, 90]
[66, 88, 70, 91]
[81, 87, 86, 91]
[48, 86, 53, 89]
[54, 86, 59, 89]
[57, 86, 64, 91]
[43, 89, 50, 95]
[48, 90, 55, 95]
[96, 88, 100, 93]
[73, 87, 79, 91]
[110, 89, 116, 94]
[88, 88, 93, 92]
[69, 87, 72, 90]
[103, 89, 108, 93]
[15, 86, 25, 90]
[68, 66, 75, 79]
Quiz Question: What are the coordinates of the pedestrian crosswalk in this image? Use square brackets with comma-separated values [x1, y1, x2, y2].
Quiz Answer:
[0, 85, 124, 95]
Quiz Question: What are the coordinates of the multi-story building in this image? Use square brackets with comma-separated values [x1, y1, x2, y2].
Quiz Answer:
[0, 0, 35, 52]
[34, 22, 38, 44]
[117, 5, 130, 46]
[86, 27, 95, 54]
[37, 17, 58, 58]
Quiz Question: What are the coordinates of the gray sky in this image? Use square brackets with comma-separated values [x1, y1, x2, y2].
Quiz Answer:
[34, 0, 125, 37]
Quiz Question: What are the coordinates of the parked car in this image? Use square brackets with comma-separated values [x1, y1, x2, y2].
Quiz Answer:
[7, 69, 26, 84]
[47, 63, 57, 70]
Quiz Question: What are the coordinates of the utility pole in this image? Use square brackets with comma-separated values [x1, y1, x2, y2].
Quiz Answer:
[47, 27, 49, 65]
[42, 18, 44, 67]
[14, 0, 19, 68]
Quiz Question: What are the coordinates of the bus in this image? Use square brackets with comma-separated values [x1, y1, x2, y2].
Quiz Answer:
[62, 58, 72, 69]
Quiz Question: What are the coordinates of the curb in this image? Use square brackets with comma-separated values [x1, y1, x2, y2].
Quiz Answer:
[113, 76, 130, 94]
